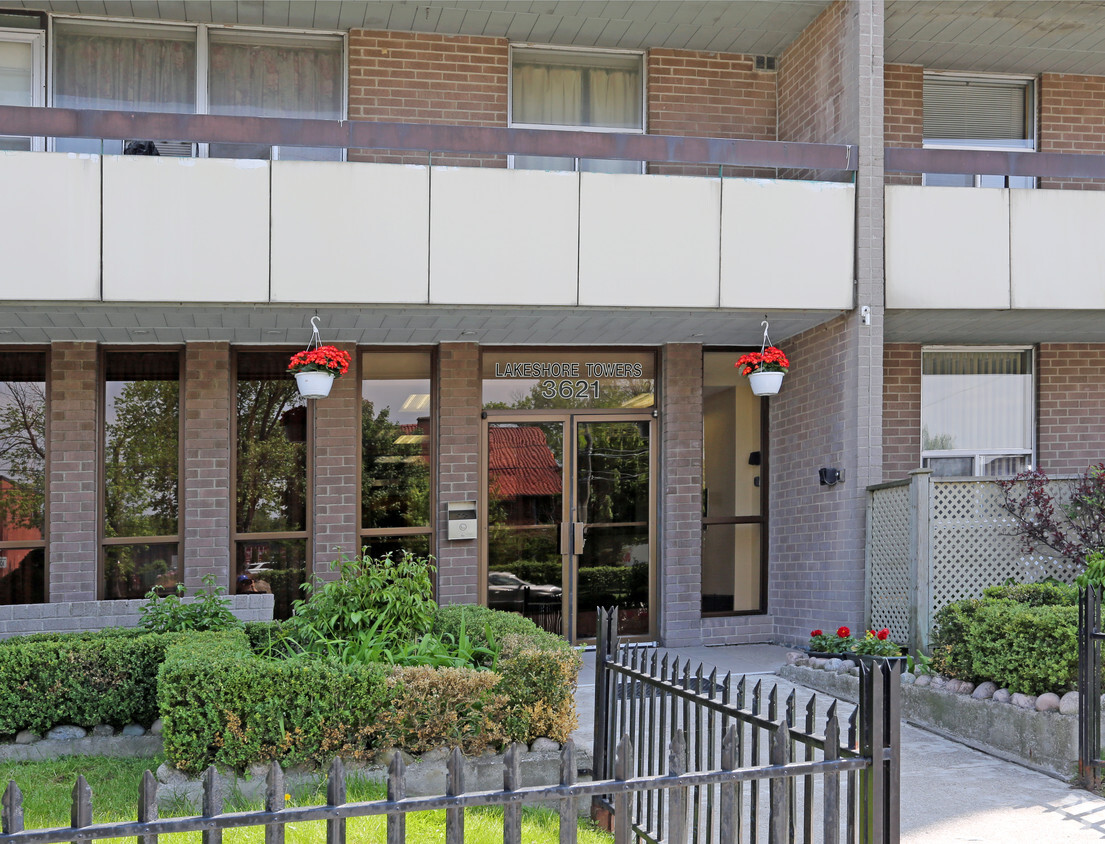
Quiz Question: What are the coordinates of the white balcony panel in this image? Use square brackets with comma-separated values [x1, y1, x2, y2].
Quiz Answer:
[720, 179, 854, 310]
[1010, 189, 1105, 309]
[0, 152, 100, 300]
[429, 167, 579, 306]
[578, 173, 720, 307]
[885, 185, 1010, 309]
[271, 162, 429, 304]
[102, 156, 269, 303]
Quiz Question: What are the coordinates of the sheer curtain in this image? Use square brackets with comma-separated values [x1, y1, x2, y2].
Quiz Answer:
[0, 39, 33, 150]
[53, 21, 196, 154]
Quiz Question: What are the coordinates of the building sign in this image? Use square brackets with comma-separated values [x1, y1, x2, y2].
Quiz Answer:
[483, 351, 655, 410]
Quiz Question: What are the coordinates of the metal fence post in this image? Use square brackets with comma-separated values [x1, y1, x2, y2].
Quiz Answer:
[1079, 584, 1104, 790]
[908, 468, 932, 655]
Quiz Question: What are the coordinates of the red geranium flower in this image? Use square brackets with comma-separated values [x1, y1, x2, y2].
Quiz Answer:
[876, 628, 890, 640]
[810, 629, 823, 637]
[735, 346, 791, 376]
[288, 345, 351, 377]
[837, 626, 850, 638]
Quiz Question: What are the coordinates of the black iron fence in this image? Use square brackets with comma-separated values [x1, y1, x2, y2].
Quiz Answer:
[592, 608, 900, 843]
[1079, 584, 1104, 789]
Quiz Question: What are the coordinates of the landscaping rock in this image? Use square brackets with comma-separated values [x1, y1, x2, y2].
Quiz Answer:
[1011, 693, 1037, 710]
[993, 689, 1012, 704]
[785, 652, 804, 665]
[943, 679, 963, 694]
[957, 682, 975, 696]
[972, 682, 997, 700]
[930, 676, 947, 689]
[530, 738, 560, 752]
[122, 724, 146, 737]
[46, 725, 87, 741]
[14, 730, 40, 745]
[248, 763, 268, 779]
[848, 664, 860, 676]
[150, 719, 164, 736]
[375, 747, 416, 767]
[1060, 691, 1080, 716]
[809, 657, 826, 669]
[1036, 693, 1061, 712]
[418, 747, 450, 764]
[156, 763, 189, 786]
[901, 672, 916, 685]
[913, 675, 931, 687]
[824, 658, 843, 671]
[92, 725, 115, 738]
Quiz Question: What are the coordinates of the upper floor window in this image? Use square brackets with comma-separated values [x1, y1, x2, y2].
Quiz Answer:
[923, 73, 1035, 188]
[0, 25, 45, 151]
[51, 19, 343, 160]
[921, 348, 1033, 477]
[510, 46, 643, 174]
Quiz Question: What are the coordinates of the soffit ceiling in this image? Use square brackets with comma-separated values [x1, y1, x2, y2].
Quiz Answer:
[887, 309, 1105, 344]
[0, 304, 844, 346]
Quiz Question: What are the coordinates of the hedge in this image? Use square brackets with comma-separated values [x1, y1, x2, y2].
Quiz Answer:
[0, 629, 198, 736]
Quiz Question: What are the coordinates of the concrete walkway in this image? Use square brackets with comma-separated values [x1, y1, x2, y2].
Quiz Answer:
[573, 643, 1105, 843]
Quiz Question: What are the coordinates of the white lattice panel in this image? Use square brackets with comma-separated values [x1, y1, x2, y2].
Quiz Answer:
[868, 483, 912, 645]
[928, 479, 1078, 623]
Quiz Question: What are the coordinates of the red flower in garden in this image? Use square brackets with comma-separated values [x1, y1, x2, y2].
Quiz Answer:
[287, 345, 351, 377]
[876, 628, 890, 640]
[735, 346, 791, 376]
[810, 629, 823, 637]
[836, 626, 850, 638]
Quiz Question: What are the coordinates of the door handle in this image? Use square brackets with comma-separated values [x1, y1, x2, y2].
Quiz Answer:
[573, 522, 586, 555]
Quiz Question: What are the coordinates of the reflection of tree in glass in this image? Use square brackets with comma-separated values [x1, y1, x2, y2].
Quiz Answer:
[362, 400, 430, 529]
[0, 382, 46, 534]
[237, 380, 306, 533]
[577, 421, 649, 526]
[104, 381, 179, 538]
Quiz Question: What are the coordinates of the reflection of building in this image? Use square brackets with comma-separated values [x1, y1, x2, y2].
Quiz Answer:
[0, 475, 44, 604]
[487, 426, 562, 525]
[4, 2, 1105, 646]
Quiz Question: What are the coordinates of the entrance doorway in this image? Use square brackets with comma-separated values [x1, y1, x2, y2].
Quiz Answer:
[483, 413, 654, 643]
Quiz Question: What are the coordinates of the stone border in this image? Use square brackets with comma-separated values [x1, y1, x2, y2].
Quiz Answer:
[779, 658, 1083, 781]
[0, 722, 163, 763]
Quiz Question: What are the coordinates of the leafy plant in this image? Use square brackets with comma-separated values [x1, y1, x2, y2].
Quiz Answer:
[138, 574, 240, 633]
[906, 652, 933, 676]
[850, 628, 902, 657]
[1076, 550, 1105, 589]
[808, 626, 854, 653]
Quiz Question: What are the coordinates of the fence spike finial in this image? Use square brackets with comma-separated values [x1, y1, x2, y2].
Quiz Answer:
[138, 770, 158, 844]
[2, 780, 24, 834]
[71, 774, 92, 830]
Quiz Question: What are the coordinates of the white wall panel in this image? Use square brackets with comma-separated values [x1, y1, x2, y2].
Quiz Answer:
[271, 162, 429, 304]
[578, 172, 721, 307]
[429, 167, 579, 306]
[1011, 189, 1105, 309]
[885, 185, 1010, 309]
[102, 156, 269, 302]
[0, 151, 100, 300]
[720, 179, 854, 310]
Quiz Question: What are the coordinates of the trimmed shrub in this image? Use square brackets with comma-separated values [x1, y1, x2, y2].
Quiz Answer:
[981, 581, 1077, 606]
[967, 603, 1078, 695]
[930, 598, 983, 681]
[0, 629, 193, 736]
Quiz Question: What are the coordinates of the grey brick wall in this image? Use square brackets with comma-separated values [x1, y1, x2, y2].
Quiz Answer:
[434, 343, 481, 604]
[659, 343, 703, 647]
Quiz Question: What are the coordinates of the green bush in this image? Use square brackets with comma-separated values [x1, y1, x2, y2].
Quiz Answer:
[0, 630, 193, 736]
[930, 598, 983, 680]
[981, 581, 1077, 606]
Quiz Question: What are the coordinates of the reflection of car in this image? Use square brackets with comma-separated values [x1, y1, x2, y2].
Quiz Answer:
[246, 561, 273, 574]
[488, 571, 562, 609]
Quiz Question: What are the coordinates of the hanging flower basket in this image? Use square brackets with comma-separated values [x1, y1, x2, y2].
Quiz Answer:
[736, 346, 790, 397]
[288, 344, 351, 400]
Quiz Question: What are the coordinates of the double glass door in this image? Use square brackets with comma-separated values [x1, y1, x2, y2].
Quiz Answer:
[484, 413, 653, 643]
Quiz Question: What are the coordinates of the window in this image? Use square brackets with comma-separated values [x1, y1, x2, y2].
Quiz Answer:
[921, 348, 1034, 477]
[361, 351, 433, 560]
[510, 46, 643, 174]
[923, 73, 1035, 188]
[51, 19, 344, 159]
[701, 352, 766, 615]
[0, 351, 47, 605]
[235, 352, 309, 619]
[102, 351, 181, 599]
[0, 27, 45, 151]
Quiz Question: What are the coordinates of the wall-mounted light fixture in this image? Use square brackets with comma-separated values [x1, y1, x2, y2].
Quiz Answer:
[819, 467, 844, 486]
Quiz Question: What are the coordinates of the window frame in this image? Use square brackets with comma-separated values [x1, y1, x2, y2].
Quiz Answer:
[507, 42, 647, 174]
[45, 13, 348, 160]
[0, 26, 46, 152]
[919, 345, 1036, 477]
[98, 346, 184, 600]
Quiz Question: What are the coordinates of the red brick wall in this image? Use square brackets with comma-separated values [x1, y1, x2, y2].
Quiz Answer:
[1038, 73, 1105, 190]
[1037, 344, 1105, 473]
[434, 343, 480, 604]
[882, 344, 921, 480]
[183, 343, 231, 589]
[47, 342, 98, 602]
[348, 30, 509, 166]
[647, 49, 776, 177]
[778, 0, 850, 145]
[312, 343, 359, 578]
[884, 63, 923, 186]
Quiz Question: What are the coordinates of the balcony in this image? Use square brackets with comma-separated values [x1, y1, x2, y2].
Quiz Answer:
[0, 106, 855, 319]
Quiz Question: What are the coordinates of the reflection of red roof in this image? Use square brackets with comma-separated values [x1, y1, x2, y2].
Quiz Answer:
[488, 427, 562, 497]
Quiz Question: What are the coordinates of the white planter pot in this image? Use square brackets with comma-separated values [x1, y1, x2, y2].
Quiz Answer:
[747, 370, 785, 397]
[294, 370, 336, 399]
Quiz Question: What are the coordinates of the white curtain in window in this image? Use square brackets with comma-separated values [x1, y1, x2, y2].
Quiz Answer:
[512, 50, 641, 130]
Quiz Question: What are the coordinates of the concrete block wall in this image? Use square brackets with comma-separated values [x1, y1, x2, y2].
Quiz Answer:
[47, 342, 98, 603]
[882, 344, 922, 481]
[183, 343, 231, 589]
[0, 594, 273, 640]
[312, 342, 360, 578]
[1037, 344, 1105, 473]
[658, 344, 703, 647]
[434, 343, 480, 604]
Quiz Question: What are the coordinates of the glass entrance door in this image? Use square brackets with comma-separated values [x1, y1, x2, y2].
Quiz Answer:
[484, 413, 653, 643]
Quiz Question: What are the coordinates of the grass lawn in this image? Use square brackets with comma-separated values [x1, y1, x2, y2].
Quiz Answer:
[1, 756, 613, 844]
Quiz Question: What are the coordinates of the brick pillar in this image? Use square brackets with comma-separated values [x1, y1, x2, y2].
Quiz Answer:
[313, 342, 359, 580]
[183, 343, 232, 590]
[435, 342, 481, 604]
[659, 343, 703, 647]
[48, 342, 98, 602]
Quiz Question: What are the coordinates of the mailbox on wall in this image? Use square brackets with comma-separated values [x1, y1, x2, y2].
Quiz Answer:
[447, 501, 478, 540]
